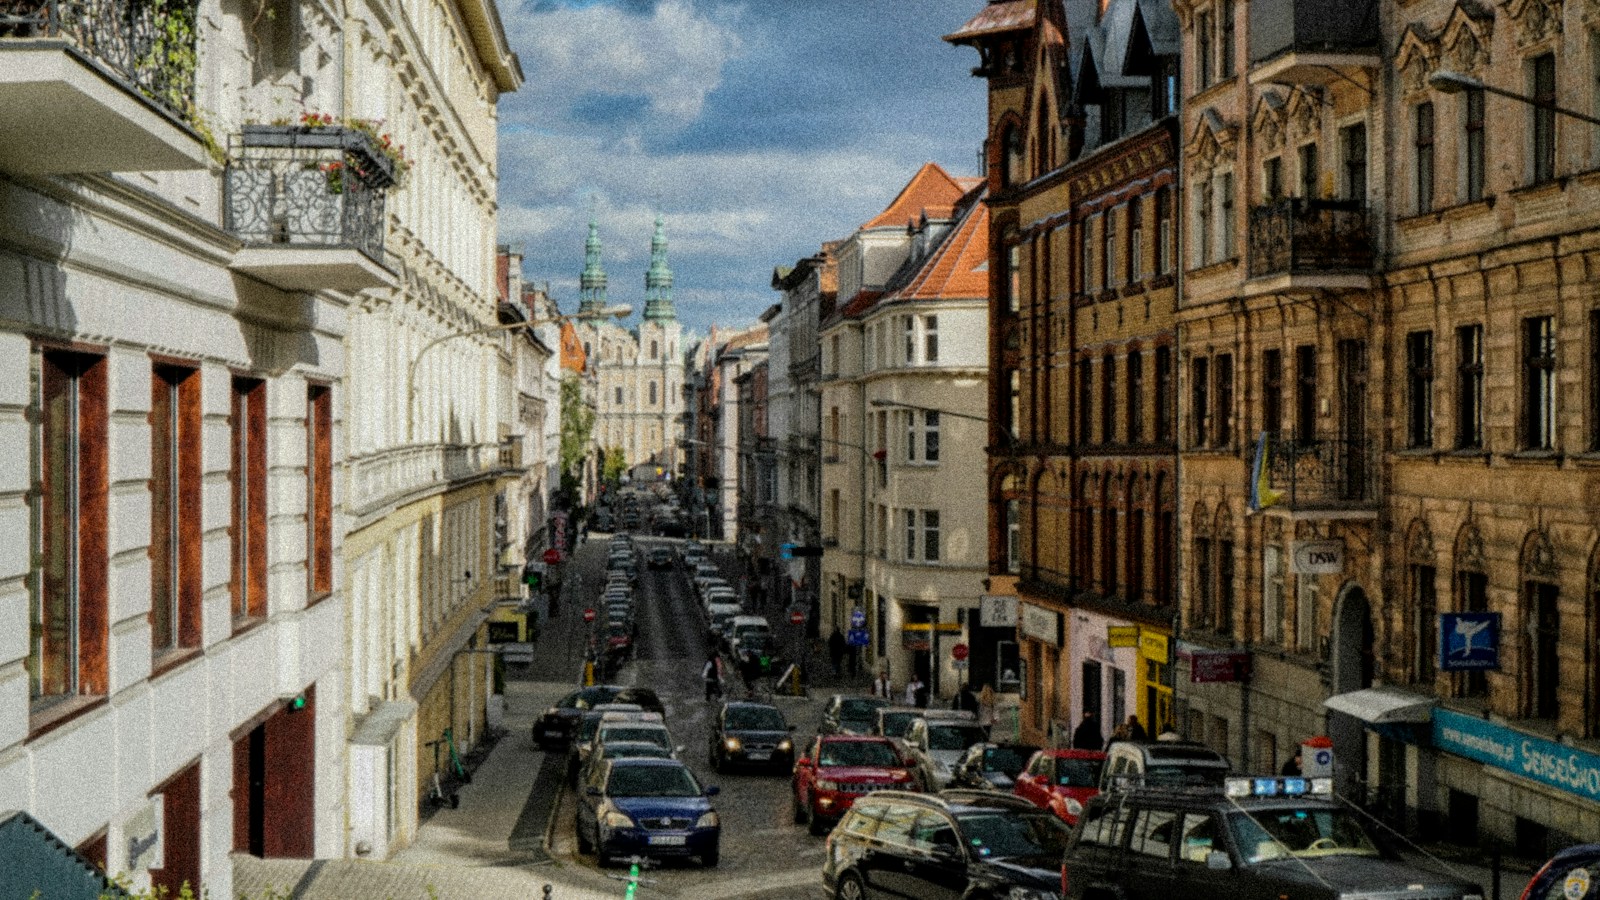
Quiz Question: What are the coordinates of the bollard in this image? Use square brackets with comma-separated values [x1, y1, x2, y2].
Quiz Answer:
[624, 860, 641, 899]
[583, 659, 594, 687]
[542, 885, 552, 900]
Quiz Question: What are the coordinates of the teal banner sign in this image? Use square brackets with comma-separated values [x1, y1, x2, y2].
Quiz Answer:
[1433, 708, 1600, 803]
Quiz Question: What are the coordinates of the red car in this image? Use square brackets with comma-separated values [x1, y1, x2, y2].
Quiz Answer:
[791, 735, 919, 835]
[1013, 748, 1106, 825]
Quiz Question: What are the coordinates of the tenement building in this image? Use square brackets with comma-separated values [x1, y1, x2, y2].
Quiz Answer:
[948, 0, 1181, 745]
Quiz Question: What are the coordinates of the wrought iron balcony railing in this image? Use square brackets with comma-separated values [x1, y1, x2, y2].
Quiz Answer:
[1267, 433, 1376, 509]
[1247, 199, 1374, 279]
[1, 0, 198, 123]
[224, 125, 390, 265]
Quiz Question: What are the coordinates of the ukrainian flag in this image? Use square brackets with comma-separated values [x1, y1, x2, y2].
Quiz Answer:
[1249, 431, 1284, 512]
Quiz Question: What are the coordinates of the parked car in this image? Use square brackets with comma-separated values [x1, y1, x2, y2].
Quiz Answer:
[902, 714, 988, 791]
[577, 740, 675, 786]
[575, 758, 720, 868]
[647, 546, 674, 569]
[1100, 738, 1231, 789]
[948, 741, 1040, 792]
[709, 701, 795, 773]
[565, 704, 644, 783]
[1061, 775, 1484, 900]
[791, 735, 919, 835]
[532, 685, 630, 749]
[822, 789, 1073, 900]
[871, 706, 924, 748]
[1013, 748, 1107, 826]
[574, 715, 674, 785]
[820, 695, 891, 736]
[1521, 843, 1600, 900]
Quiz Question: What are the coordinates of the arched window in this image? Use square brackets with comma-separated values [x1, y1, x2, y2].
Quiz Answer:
[1100, 474, 1118, 596]
[648, 382, 657, 405]
[650, 340, 658, 360]
[1001, 124, 1024, 187]
[1153, 474, 1173, 606]
[1453, 521, 1489, 698]
[1125, 476, 1144, 603]
[1406, 520, 1437, 684]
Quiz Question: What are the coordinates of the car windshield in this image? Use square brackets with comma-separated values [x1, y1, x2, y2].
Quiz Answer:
[606, 764, 703, 798]
[726, 707, 786, 731]
[838, 698, 888, 721]
[600, 727, 670, 748]
[1226, 808, 1382, 863]
[819, 740, 902, 768]
[880, 711, 919, 737]
[957, 810, 1073, 861]
[1055, 758, 1104, 787]
[982, 747, 1032, 776]
[603, 744, 672, 760]
[571, 687, 621, 709]
[1146, 765, 1226, 786]
[606, 624, 630, 638]
[928, 725, 988, 752]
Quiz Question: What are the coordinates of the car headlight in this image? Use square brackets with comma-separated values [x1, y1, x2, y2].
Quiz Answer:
[602, 810, 636, 829]
[1064, 798, 1083, 816]
[1007, 888, 1060, 900]
[724, 737, 742, 752]
[695, 811, 719, 828]
[777, 738, 793, 752]
[816, 779, 840, 792]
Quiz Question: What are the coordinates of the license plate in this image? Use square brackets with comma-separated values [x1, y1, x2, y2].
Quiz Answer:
[747, 751, 771, 761]
[648, 834, 687, 846]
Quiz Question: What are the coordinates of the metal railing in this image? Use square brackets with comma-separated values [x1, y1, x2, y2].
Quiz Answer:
[224, 126, 389, 265]
[1247, 199, 1374, 278]
[1, 0, 198, 123]
[1267, 433, 1376, 508]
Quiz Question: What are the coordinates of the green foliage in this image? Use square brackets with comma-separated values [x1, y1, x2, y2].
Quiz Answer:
[137, 0, 197, 119]
[559, 375, 595, 482]
[601, 447, 629, 482]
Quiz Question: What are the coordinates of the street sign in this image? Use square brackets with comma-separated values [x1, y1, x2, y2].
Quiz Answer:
[849, 607, 867, 628]
[789, 609, 805, 625]
[1439, 612, 1501, 671]
[846, 627, 870, 647]
[951, 643, 969, 662]
[543, 548, 562, 565]
[582, 608, 596, 623]
[1107, 625, 1139, 648]
[780, 542, 796, 560]
[1190, 650, 1251, 683]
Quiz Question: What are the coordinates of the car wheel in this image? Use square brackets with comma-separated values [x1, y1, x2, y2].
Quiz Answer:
[834, 872, 866, 900]
[596, 844, 612, 868]
[701, 842, 720, 868]
[791, 790, 806, 825]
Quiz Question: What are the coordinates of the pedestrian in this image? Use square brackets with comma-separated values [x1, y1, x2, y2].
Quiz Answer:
[1126, 714, 1148, 741]
[1280, 748, 1303, 777]
[977, 684, 997, 729]
[739, 649, 762, 698]
[905, 674, 926, 708]
[827, 628, 847, 676]
[1112, 722, 1131, 742]
[872, 669, 894, 700]
[702, 651, 723, 702]
[1071, 710, 1104, 751]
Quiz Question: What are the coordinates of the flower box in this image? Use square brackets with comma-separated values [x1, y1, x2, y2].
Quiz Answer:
[238, 124, 397, 188]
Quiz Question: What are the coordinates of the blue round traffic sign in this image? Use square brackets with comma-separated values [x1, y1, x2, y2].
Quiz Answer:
[850, 608, 867, 628]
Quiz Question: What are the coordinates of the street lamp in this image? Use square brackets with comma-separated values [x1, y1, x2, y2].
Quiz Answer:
[868, 398, 989, 423]
[1428, 69, 1600, 127]
[405, 304, 631, 441]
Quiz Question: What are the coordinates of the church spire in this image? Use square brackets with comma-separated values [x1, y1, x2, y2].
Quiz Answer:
[578, 216, 608, 315]
[642, 214, 676, 322]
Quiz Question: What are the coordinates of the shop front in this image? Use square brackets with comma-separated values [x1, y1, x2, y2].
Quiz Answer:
[1067, 612, 1174, 743]
[1017, 600, 1068, 746]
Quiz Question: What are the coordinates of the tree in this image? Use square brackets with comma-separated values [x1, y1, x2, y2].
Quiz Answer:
[602, 446, 629, 482]
[559, 375, 594, 494]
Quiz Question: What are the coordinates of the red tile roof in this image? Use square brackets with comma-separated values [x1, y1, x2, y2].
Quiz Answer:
[838, 289, 886, 319]
[893, 190, 990, 303]
[559, 320, 587, 373]
[862, 162, 968, 231]
[944, 0, 1037, 45]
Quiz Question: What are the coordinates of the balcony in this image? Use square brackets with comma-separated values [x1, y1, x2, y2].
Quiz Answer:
[224, 125, 397, 292]
[1266, 434, 1376, 513]
[1245, 199, 1374, 295]
[1247, 0, 1380, 85]
[0, 0, 210, 173]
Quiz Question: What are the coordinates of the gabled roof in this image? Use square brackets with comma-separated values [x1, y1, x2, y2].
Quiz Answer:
[944, 0, 1037, 45]
[0, 811, 125, 900]
[891, 188, 991, 303]
[862, 162, 968, 230]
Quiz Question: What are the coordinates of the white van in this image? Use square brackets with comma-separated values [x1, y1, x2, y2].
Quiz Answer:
[707, 603, 742, 640]
[729, 615, 771, 651]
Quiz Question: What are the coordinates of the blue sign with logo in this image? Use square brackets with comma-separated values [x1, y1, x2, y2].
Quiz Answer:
[1439, 612, 1500, 672]
[846, 628, 871, 648]
[780, 542, 796, 560]
[850, 607, 867, 628]
[1433, 708, 1600, 804]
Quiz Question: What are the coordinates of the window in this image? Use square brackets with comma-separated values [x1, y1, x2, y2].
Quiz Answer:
[1194, 537, 1213, 627]
[1191, 356, 1210, 447]
[1101, 484, 1117, 594]
[1457, 324, 1484, 449]
[614, 386, 623, 404]
[1154, 475, 1173, 606]
[1407, 331, 1435, 448]
[650, 340, 658, 359]
[1128, 196, 1143, 281]
[29, 348, 109, 707]
[1102, 353, 1116, 443]
[1412, 564, 1437, 683]
[1131, 809, 1179, 859]
[1531, 53, 1557, 183]
[1262, 349, 1283, 436]
[231, 377, 268, 623]
[1154, 346, 1174, 441]
[904, 316, 916, 365]
[1217, 539, 1235, 636]
[923, 411, 940, 462]
[1196, 11, 1214, 90]
[905, 509, 918, 561]
[923, 510, 940, 562]
[1263, 156, 1283, 200]
[1127, 352, 1145, 444]
[1218, 171, 1235, 259]
[1126, 491, 1145, 602]
[1219, 0, 1235, 77]
[1529, 581, 1560, 718]
[1524, 316, 1556, 450]
[1008, 370, 1021, 440]
[924, 315, 939, 363]
[1086, 214, 1100, 291]
[152, 365, 202, 656]
[1002, 124, 1024, 187]
[1415, 102, 1435, 213]
[1104, 207, 1119, 289]
[1262, 543, 1284, 644]
[1298, 143, 1319, 199]
[1295, 576, 1319, 654]
[1295, 345, 1317, 443]
[1155, 187, 1173, 275]
[1079, 357, 1094, 444]
[1007, 244, 1022, 314]
[1464, 87, 1486, 201]
[1458, 569, 1488, 696]
[1341, 123, 1367, 201]
[1194, 179, 1212, 266]
[1006, 500, 1021, 574]
[307, 383, 333, 599]
[648, 382, 657, 405]
[1214, 354, 1233, 446]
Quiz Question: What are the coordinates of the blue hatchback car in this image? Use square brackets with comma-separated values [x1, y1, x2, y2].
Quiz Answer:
[575, 757, 721, 867]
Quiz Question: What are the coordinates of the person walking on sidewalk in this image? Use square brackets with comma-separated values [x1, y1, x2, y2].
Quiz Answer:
[827, 628, 847, 676]
[703, 651, 723, 702]
[873, 669, 894, 700]
[905, 675, 927, 708]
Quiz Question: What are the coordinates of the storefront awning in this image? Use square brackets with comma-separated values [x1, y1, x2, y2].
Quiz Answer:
[1323, 686, 1437, 724]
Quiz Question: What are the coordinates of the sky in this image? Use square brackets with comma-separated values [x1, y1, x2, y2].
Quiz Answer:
[496, 0, 989, 338]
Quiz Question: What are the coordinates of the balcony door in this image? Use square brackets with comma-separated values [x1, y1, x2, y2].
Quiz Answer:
[1337, 339, 1368, 499]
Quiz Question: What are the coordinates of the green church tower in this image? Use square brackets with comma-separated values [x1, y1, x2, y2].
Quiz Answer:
[642, 215, 676, 322]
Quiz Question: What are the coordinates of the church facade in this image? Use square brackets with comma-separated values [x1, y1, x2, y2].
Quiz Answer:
[572, 217, 686, 479]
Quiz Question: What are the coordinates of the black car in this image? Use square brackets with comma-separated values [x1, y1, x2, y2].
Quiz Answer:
[820, 695, 890, 736]
[1062, 775, 1485, 900]
[709, 701, 795, 772]
[949, 741, 1040, 792]
[532, 686, 664, 750]
[822, 789, 1072, 900]
[647, 546, 675, 569]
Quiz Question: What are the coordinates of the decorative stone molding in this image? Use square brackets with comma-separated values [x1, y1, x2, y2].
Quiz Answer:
[1284, 87, 1326, 144]
[1521, 527, 1559, 580]
[1396, 24, 1442, 94]
[1455, 521, 1487, 571]
[1186, 107, 1236, 170]
[1213, 503, 1234, 536]
[1407, 518, 1437, 565]
[1192, 501, 1214, 537]
[1252, 90, 1289, 153]
[1501, 0, 1564, 46]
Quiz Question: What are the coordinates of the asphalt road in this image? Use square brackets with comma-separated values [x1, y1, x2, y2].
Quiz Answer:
[549, 525, 833, 900]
